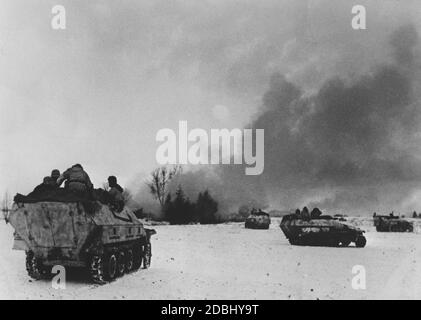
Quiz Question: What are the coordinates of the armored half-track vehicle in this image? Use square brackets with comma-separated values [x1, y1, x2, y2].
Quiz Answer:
[373, 215, 413, 232]
[245, 209, 271, 229]
[9, 199, 156, 284]
[280, 214, 366, 247]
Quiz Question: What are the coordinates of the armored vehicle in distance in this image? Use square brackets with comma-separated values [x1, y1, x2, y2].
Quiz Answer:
[373, 214, 413, 232]
[245, 209, 271, 229]
[280, 214, 366, 247]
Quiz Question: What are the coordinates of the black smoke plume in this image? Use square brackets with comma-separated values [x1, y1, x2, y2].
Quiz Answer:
[246, 24, 421, 214]
[135, 25, 421, 216]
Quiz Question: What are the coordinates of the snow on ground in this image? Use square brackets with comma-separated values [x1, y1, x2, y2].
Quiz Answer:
[1, 217, 421, 300]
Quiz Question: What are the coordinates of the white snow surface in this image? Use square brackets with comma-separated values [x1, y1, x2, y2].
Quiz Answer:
[1, 217, 421, 300]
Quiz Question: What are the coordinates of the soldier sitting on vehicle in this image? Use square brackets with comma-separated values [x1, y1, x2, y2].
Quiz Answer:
[56, 164, 93, 197]
[29, 176, 56, 196]
[51, 169, 61, 187]
[301, 206, 310, 220]
[252, 208, 267, 216]
[107, 175, 124, 212]
[310, 207, 322, 219]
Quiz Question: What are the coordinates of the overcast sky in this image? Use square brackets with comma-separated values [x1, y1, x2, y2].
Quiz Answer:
[1, 0, 421, 214]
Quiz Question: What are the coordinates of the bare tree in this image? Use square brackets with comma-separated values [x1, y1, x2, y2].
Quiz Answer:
[147, 166, 181, 209]
[2, 191, 11, 224]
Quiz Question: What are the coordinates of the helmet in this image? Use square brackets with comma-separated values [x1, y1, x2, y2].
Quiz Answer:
[51, 169, 60, 179]
[108, 176, 117, 186]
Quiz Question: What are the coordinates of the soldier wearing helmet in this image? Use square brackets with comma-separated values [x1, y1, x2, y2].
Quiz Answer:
[56, 164, 93, 197]
[107, 175, 124, 211]
[30, 176, 56, 196]
[51, 169, 61, 187]
[301, 206, 310, 220]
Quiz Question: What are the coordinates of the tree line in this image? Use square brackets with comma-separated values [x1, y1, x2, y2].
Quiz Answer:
[145, 166, 220, 224]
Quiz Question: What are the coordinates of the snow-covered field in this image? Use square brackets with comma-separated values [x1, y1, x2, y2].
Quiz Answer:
[1, 217, 421, 300]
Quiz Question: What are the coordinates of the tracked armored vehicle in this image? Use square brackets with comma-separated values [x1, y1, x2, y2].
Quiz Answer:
[373, 215, 413, 232]
[9, 199, 156, 284]
[280, 214, 366, 247]
[245, 209, 271, 229]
